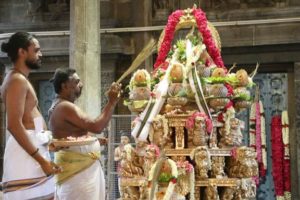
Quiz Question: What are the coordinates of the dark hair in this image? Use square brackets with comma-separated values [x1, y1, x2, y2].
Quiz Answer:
[1, 32, 35, 62]
[50, 68, 76, 94]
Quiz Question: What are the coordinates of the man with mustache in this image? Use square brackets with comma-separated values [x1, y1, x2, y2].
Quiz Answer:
[48, 68, 121, 199]
[0, 32, 60, 199]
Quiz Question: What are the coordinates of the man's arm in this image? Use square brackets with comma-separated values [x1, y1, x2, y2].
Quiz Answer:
[114, 147, 121, 162]
[6, 77, 60, 175]
[63, 83, 121, 133]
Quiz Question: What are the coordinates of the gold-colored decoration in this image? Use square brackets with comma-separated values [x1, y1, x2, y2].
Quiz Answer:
[195, 178, 238, 187]
[165, 114, 191, 149]
[191, 146, 211, 180]
[164, 148, 232, 156]
[211, 156, 226, 178]
[204, 184, 220, 200]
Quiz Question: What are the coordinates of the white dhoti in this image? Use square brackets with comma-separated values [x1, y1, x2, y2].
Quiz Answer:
[54, 140, 105, 200]
[2, 130, 55, 200]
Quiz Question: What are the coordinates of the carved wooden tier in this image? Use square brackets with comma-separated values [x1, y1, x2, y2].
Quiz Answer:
[195, 178, 238, 187]
[164, 148, 232, 156]
[120, 177, 147, 187]
[120, 177, 238, 187]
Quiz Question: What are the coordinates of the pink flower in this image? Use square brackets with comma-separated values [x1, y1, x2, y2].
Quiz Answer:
[186, 112, 213, 134]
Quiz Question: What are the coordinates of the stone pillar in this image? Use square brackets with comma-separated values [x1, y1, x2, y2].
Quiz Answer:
[70, 0, 101, 118]
[293, 62, 300, 199]
[132, 0, 153, 71]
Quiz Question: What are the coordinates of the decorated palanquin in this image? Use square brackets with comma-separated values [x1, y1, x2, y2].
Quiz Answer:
[120, 5, 259, 200]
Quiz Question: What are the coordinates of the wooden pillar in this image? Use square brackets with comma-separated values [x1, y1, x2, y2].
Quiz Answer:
[292, 62, 300, 199]
[70, 0, 101, 118]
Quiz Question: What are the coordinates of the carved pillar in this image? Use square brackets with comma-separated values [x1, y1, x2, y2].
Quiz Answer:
[70, 0, 101, 118]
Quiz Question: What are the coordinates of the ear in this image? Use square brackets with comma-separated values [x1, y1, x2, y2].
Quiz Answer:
[18, 48, 27, 58]
[61, 82, 68, 91]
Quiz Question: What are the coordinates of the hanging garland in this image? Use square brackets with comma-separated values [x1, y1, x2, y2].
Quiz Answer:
[282, 111, 291, 200]
[260, 101, 267, 177]
[249, 101, 267, 182]
[271, 116, 284, 200]
[255, 102, 262, 170]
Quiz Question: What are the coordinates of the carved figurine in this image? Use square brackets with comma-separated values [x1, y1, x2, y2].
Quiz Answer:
[149, 115, 168, 148]
[204, 184, 220, 200]
[143, 145, 160, 177]
[219, 118, 243, 148]
[192, 116, 208, 147]
[227, 147, 258, 178]
[191, 147, 211, 180]
[119, 144, 143, 178]
[211, 156, 226, 178]
[220, 187, 236, 200]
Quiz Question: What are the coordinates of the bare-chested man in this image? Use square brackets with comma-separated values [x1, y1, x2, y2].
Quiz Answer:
[48, 68, 121, 200]
[0, 32, 60, 199]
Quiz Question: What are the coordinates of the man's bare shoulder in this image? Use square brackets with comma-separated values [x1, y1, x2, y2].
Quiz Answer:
[1, 72, 28, 98]
[55, 100, 79, 113]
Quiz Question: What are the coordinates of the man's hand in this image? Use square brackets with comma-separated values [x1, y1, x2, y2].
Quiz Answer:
[107, 82, 122, 105]
[39, 159, 62, 176]
[48, 142, 69, 152]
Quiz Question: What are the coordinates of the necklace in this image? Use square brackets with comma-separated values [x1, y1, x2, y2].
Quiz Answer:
[12, 68, 28, 80]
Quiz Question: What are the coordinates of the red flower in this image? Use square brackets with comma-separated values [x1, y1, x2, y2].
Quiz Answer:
[150, 92, 156, 98]
[224, 83, 234, 96]
[170, 178, 177, 184]
[154, 10, 184, 69]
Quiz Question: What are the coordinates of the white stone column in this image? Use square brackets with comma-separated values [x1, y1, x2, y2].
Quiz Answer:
[70, 0, 101, 118]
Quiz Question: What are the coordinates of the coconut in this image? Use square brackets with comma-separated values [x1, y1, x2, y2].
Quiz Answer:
[170, 63, 184, 83]
[211, 68, 226, 78]
[236, 69, 249, 87]
[134, 70, 147, 86]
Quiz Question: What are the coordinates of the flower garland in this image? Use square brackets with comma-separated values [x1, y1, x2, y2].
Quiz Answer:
[260, 101, 267, 177]
[186, 111, 213, 134]
[148, 159, 178, 200]
[255, 102, 263, 176]
[271, 116, 284, 200]
[282, 110, 291, 200]
[154, 10, 184, 69]
[154, 8, 226, 72]
[249, 102, 256, 149]
[249, 101, 267, 183]
[192, 8, 226, 71]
